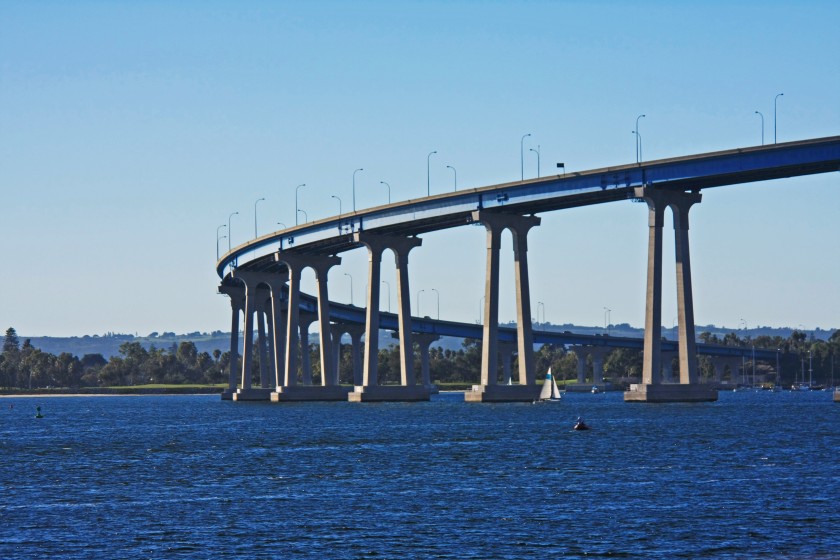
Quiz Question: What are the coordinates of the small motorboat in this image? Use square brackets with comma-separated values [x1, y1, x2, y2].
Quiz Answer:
[591, 385, 600, 394]
[573, 417, 590, 431]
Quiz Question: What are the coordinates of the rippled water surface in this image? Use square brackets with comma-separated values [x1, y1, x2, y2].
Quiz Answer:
[2, 391, 839, 558]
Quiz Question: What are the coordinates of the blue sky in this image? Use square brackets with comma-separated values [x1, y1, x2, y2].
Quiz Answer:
[1, 1, 838, 337]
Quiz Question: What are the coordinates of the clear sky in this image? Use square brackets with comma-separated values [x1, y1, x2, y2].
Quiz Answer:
[1, 1, 838, 338]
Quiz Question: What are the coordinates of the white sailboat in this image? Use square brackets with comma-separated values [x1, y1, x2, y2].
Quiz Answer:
[538, 368, 563, 402]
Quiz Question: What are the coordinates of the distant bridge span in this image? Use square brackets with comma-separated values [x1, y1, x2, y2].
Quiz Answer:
[216, 136, 839, 403]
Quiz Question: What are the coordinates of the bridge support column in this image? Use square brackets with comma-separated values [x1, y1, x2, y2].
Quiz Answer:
[230, 272, 274, 401]
[499, 342, 517, 385]
[710, 358, 724, 384]
[466, 211, 541, 402]
[574, 348, 587, 383]
[626, 187, 716, 402]
[219, 284, 245, 400]
[256, 297, 271, 389]
[413, 333, 441, 388]
[298, 312, 316, 385]
[661, 351, 677, 383]
[728, 358, 743, 385]
[346, 324, 365, 386]
[270, 252, 349, 402]
[590, 347, 611, 388]
[350, 233, 429, 402]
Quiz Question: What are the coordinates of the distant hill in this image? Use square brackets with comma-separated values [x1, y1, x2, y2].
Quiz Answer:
[21, 323, 835, 359]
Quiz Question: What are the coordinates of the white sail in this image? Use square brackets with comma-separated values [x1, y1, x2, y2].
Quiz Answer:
[539, 371, 553, 400]
[539, 368, 561, 401]
[551, 374, 562, 399]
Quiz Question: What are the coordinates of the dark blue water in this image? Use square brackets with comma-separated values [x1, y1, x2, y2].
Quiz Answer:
[1, 391, 838, 558]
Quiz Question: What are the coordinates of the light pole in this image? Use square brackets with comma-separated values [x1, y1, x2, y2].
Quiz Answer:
[427, 151, 437, 196]
[353, 168, 363, 212]
[520, 133, 531, 180]
[344, 273, 353, 306]
[431, 288, 440, 320]
[331, 195, 342, 215]
[417, 289, 424, 317]
[530, 145, 541, 178]
[755, 111, 765, 145]
[382, 280, 390, 312]
[537, 301, 545, 324]
[277, 222, 287, 229]
[446, 165, 457, 191]
[297, 209, 307, 223]
[295, 184, 306, 226]
[379, 181, 391, 204]
[774, 93, 784, 144]
[254, 197, 265, 238]
[604, 307, 611, 335]
[227, 211, 238, 254]
[635, 114, 646, 163]
[216, 224, 226, 260]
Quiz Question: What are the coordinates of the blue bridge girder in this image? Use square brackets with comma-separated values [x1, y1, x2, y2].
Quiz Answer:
[217, 135, 840, 278]
[296, 290, 777, 361]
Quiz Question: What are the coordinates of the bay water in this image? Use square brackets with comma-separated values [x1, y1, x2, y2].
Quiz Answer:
[1, 391, 838, 558]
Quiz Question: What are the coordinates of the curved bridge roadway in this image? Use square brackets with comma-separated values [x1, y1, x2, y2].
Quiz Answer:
[216, 136, 840, 403]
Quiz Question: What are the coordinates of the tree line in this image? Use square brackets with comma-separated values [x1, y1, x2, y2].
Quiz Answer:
[2, 326, 838, 390]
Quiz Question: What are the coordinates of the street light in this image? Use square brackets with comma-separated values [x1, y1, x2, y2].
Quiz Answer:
[774, 93, 784, 144]
[635, 114, 646, 163]
[379, 181, 391, 204]
[344, 273, 353, 305]
[295, 184, 306, 226]
[297, 209, 307, 223]
[227, 211, 239, 254]
[446, 165, 457, 191]
[417, 289, 424, 317]
[277, 222, 287, 229]
[520, 133, 531, 180]
[382, 280, 390, 312]
[604, 307, 611, 335]
[537, 301, 545, 324]
[427, 151, 437, 196]
[254, 197, 265, 238]
[530, 146, 541, 178]
[353, 168, 363, 212]
[431, 288, 440, 320]
[216, 224, 226, 260]
[755, 111, 765, 145]
[331, 195, 342, 216]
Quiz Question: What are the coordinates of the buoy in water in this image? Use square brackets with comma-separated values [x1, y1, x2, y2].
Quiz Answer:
[35, 406, 44, 419]
[573, 416, 590, 431]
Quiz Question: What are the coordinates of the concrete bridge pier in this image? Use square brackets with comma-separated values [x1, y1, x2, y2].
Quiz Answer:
[589, 347, 613, 391]
[625, 187, 717, 403]
[728, 357, 743, 385]
[466, 210, 541, 402]
[413, 332, 441, 388]
[661, 351, 677, 383]
[230, 272, 275, 401]
[499, 341, 517, 385]
[256, 296, 271, 389]
[350, 233, 430, 402]
[298, 312, 316, 385]
[271, 252, 349, 402]
[219, 284, 245, 400]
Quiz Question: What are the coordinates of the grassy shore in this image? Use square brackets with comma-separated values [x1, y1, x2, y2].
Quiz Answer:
[0, 384, 225, 397]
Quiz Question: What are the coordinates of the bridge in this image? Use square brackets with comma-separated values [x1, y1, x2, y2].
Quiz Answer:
[216, 136, 840, 403]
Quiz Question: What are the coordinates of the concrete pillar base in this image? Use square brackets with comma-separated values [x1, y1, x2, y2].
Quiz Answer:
[270, 386, 352, 402]
[624, 383, 718, 403]
[232, 388, 274, 401]
[833, 389, 840, 403]
[220, 389, 235, 401]
[464, 384, 540, 402]
[347, 385, 431, 402]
